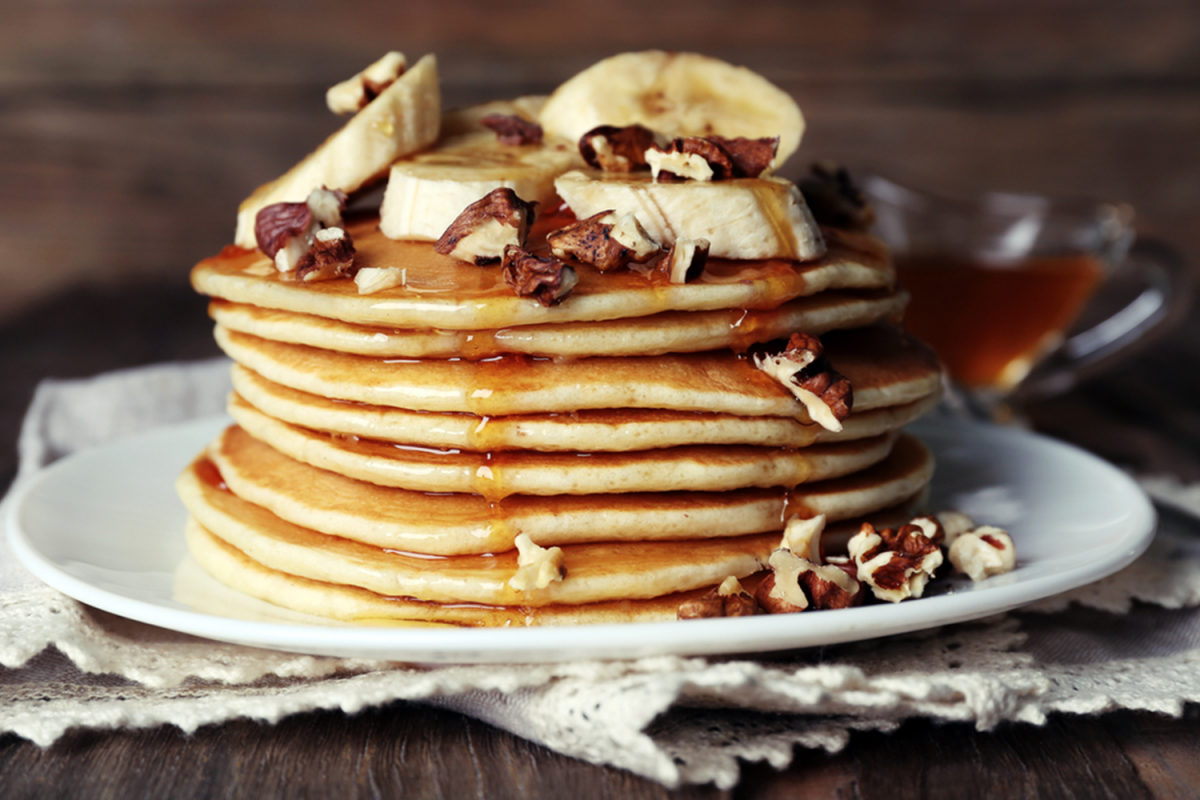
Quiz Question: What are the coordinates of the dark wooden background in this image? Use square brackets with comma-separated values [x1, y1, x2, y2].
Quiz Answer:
[3, 1, 1200, 796]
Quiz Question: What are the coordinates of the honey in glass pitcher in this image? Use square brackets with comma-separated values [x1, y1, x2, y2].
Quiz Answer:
[863, 174, 1138, 399]
[896, 252, 1105, 390]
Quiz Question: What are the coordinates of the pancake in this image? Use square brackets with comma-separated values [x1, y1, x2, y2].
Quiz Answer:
[208, 286, 907, 359]
[208, 424, 934, 554]
[213, 323, 942, 419]
[183, 493, 926, 626]
[178, 459, 778, 605]
[191, 221, 892, 330]
[183, 519, 743, 625]
[230, 362, 940, 451]
[228, 395, 897, 498]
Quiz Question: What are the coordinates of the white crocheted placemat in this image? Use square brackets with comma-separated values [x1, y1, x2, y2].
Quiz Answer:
[3, 358, 1200, 789]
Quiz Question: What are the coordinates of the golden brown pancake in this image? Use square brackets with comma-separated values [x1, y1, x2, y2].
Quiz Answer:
[229, 362, 940, 451]
[228, 395, 897, 497]
[182, 189, 937, 625]
[191, 220, 893, 330]
[213, 323, 941, 419]
[182, 494, 926, 626]
[208, 424, 934, 554]
[208, 287, 907, 359]
[178, 458, 779, 606]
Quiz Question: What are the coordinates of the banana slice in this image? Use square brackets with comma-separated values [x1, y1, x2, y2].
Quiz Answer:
[554, 170, 824, 261]
[538, 51, 804, 169]
[234, 54, 441, 249]
[379, 130, 582, 241]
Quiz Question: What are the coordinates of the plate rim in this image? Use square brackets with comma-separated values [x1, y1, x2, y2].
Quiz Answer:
[4, 415, 1158, 662]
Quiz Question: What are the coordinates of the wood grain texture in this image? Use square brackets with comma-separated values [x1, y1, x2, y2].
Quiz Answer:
[0, 704, 727, 800]
[4, 1, 1200, 796]
[1, 0, 1198, 319]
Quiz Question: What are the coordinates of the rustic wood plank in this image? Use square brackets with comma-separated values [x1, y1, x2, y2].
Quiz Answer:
[1100, 709, 1200, 800]
[0, 280, 218, 491]
[847, 716, 1153, 800]
[3, 82, 1197, 321]
[2, 2, 1200, 796]
[0, 704, 724, 800]
[2, 1, 1198, 320]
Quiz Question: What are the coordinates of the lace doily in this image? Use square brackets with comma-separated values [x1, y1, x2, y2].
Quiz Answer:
[3, 359, 1200, 789]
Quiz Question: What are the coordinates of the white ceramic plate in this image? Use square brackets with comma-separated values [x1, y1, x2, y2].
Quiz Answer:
[6, 416, 1156, 663]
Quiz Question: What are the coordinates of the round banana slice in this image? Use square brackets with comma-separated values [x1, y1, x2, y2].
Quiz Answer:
[379, 132, 582, 241]
[538, 51, 804, 168]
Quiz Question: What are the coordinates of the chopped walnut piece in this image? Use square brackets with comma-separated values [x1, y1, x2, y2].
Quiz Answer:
[780, 514, 826, 563]
[661, 237, 710, 284]
[646, 144, 716, 182]
[717, 576, 759, 617]
[435, 188, 537, 265]
[295, 227, 357, 282]
[254, 187, 349, 273]
[657, 137, 735, 181]
[679, 576, 760, 619]
[708, 135, 779, 178]
[549, 209, 648, 272]
[644, 136, 777, 182]
[480, 113, 544, 146]
[755, 572, 805, 614]
[752, 333, 854, 432]
[326, 51, 407, 115]
[355, 266, 406, 294]
[848, 521, 943, 603]
[578, 124, 660, 172]
[508, 533, 566, 592]
[948, 526, 1017, 582]
[798, 161, 875, 231]
[549, 211, 661, 271]
[936, 510, 976, 547]
[502, 245, 578, 306]
[610, 213, 661, 262]
[758, 549, 861, 613]
[255, 202, 313, 263]
[547, 210, 660, 272]
[677, 592, 725, 620]
[906, 515, 945, 546]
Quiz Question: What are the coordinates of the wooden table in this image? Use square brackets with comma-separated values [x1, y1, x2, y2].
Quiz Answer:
[3, 1, 1200, 796]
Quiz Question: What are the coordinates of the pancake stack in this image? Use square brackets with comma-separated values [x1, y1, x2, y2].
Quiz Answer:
[177, 51, 943, 626]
